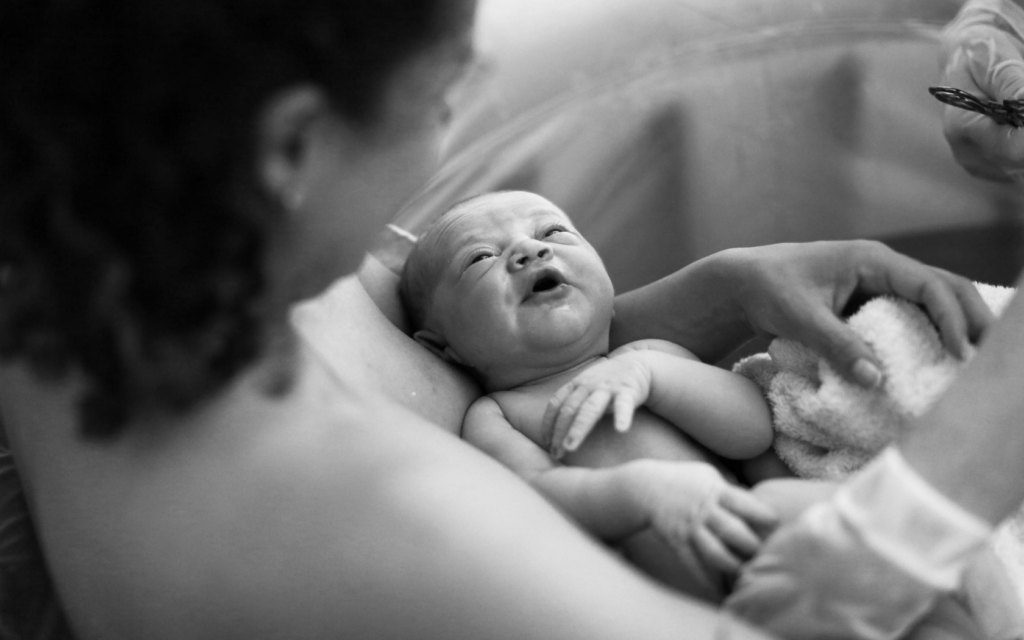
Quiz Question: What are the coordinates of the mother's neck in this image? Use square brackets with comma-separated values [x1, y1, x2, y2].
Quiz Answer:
[247, 318, 302, 399]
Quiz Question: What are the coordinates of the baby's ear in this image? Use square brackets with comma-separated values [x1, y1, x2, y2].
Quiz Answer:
[413, 329, 468, 367]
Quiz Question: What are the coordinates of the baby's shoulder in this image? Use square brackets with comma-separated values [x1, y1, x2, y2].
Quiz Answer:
[479, 387, 550, 440]
[487, 385, 546, 416]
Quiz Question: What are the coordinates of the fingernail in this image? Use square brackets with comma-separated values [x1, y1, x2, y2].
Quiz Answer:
[852, 359, 882, 388]
[959, 340, 977, 362]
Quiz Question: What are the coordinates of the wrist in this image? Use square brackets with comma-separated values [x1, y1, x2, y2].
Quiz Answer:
[533, 461, 663, 541]
[706, 247, 757, 329]
[617, 459, 673, 530]
[837, 448, 992, 590]
[625, 459, 718, 525]
[610, 350, 654, 379]
[611, 248, 755, 360]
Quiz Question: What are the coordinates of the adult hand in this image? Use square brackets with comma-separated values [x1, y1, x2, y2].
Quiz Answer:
[938, 0, 1024, 181]
[730, 241, 993, 388]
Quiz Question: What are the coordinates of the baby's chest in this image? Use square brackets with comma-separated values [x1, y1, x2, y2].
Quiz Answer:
[491, 391, 715, 468]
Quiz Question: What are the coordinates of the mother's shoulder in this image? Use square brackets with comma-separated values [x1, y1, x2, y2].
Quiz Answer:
[0, 349, 488, 639]
[292, 269, 481, 435]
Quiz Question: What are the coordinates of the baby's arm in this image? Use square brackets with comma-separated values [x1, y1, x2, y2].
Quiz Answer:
[464, 396, 778, 577]
[547, 340, 773, 461]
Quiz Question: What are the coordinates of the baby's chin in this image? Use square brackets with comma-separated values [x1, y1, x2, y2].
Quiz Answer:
[521, 319, 610, 358]
[530, 299, 610, 331]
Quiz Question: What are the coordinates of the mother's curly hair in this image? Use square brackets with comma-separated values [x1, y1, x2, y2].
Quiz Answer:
[0, 0, 456, 439]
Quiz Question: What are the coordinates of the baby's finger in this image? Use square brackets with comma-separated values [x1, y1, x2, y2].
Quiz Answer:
[542, 384, 575, 448]
[551, 386, 592, 458]
[720, 487, 780, 536]
[562, 390, 612, 453]
[692, 526, 743, 578]
[706, 509, 763, 560]
[612, 391, 637, 433]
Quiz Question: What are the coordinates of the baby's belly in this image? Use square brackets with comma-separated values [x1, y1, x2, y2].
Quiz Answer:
[563, 408, 719, 470]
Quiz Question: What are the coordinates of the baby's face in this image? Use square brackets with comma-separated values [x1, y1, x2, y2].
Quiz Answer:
[426, 191, 615, 382]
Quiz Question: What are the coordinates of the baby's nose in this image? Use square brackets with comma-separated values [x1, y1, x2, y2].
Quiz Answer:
[510, 239, 552, 269]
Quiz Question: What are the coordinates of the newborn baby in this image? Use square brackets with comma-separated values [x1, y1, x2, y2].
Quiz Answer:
[399, 190, 834, 601]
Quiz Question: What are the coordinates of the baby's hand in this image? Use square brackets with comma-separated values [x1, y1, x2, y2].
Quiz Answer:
[642, 462, 779, 581]
[543, 354, 651, 459]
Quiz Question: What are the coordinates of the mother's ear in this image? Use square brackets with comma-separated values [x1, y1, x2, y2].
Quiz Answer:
[413, 329, 468, 367]
[256, 85, 329, 206]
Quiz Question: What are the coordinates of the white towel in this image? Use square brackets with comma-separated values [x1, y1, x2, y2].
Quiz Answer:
[733, 283, 1024, 637]
[734, 283, 1016, 480]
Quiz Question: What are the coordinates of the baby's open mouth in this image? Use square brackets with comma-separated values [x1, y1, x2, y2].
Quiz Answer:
[524, 268, 567, 300]
[532, 275, 562, 293]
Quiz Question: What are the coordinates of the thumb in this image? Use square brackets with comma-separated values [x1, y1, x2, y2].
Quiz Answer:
[966, 31, 1024, 100]
[799, 312, 883, 389]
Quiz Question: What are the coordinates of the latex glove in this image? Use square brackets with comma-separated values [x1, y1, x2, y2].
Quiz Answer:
[939, 0, 1024, 181]
[725, 449, 991, 640]
[725, 503, 943, 640]
[638, 461, 778, 581]
[543, 354, 650, 459]
[729, 241, 993, 388]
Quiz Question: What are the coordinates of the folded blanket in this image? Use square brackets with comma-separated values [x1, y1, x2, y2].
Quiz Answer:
[733, 282, 1023, 637]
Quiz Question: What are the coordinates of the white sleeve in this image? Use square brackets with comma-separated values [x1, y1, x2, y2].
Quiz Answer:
[724, 448, 992, 640]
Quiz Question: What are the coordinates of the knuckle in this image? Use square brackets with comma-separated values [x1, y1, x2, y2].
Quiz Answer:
[918, 279, 950, 307]
[855, 238, 884, 252]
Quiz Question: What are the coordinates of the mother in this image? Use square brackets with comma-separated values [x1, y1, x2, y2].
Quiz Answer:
[0, 1, 993, 639]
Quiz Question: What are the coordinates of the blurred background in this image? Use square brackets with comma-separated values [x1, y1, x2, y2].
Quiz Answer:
[373, 0, 1024, 299]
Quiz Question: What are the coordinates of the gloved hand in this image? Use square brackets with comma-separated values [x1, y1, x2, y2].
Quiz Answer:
[725, 449, 992, 640]
[939, 0, 1024, 181]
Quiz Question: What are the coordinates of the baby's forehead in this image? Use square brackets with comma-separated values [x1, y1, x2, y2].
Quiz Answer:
[437, 194, 571, 246]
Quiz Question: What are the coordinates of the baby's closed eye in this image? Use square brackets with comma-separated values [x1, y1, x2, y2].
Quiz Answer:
[469, 251, 494, 265]
[541, 225, 572, 238]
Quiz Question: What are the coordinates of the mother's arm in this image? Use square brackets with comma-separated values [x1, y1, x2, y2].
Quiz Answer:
[354, 240, 991, 406]
[3, 355, 777, 640]
[612, 241, 994, 386]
